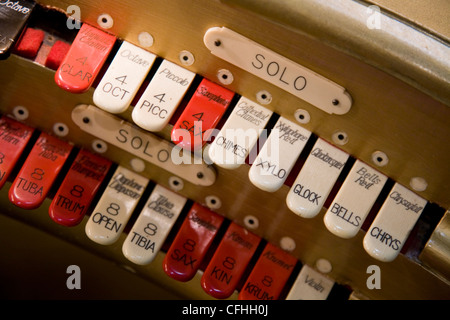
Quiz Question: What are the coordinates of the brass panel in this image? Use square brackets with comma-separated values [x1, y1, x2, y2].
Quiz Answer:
[420, 211, 450, 282]
[0, 0, 449, 300]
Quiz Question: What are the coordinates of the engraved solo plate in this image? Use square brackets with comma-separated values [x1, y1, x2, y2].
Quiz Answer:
[204, 27, 352, 115]
[71, 104, 216, 186]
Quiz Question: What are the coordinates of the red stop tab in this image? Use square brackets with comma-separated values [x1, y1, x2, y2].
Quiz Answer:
[49, 149, 112, 227]
[163, 202, 224, 282]
[201, 222, 261, 299]
[238, 242, 297, 300]
[0, 116, 34, 189]
[9, 132, 73, 210]
[55, 24, 116, 93]
[171, 78, 234, 151]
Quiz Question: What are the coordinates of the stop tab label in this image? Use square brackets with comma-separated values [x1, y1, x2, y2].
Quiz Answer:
[163, 203, 224, 282]
[238, 242, 297, 300]
[9, 132, 73, 210]
[49, 149, 112, 227]
[55, 23, 116, 93]
[201, 222, 261, 299]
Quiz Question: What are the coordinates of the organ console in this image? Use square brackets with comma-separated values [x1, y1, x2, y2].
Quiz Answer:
[0, 0, 449, 301]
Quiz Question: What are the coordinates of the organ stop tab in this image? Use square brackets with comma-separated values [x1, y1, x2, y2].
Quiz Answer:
[49, 149, 112, 227]
[8, 132, 73, 210]
[0, 116, 34, 190]
[171, 78, 234, 151]
[163, 203, 224, 282]
[55, 23, 116, 93]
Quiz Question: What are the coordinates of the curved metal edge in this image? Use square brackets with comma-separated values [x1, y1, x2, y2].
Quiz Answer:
[220, 0, 450, 107]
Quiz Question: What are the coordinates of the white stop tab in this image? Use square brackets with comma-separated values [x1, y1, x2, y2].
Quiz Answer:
[286, 264, 335, 300]
[85, 166, 149, 245]
[363, 183, 427, 262]
[132, 59, 196, 132]
[93, 41, 157, 114]
[324, 160, 387, 239]
[208, 96, 272, 169]
[248, 116, 311, 192]
[122, 184, 187, 265]
[287, 138, 349, 218]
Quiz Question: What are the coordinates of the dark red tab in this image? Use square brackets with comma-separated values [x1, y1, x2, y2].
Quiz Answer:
[8, 132, 73, 209]
[163, 203, 224, 282]
[45, 40, 71, 70]
[238, 242, 297, 300]
[13, 27, 44, 59]
[201, 222, 261, 299]
[49, 149, 112, 226]
[0, 116, 34, 189]
[54, 23, 116, 93]
[171, 78, 234, 151]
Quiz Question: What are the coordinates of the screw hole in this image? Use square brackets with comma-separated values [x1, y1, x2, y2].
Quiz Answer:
[179, 50, 195, 66]
[280, 236, 296, 252]
[168, 176, 184, 191]
[205, 195, 221, 209]
[244, 215, 259, 230]
[53, 122, 69, 137]
[332, 131, 348, 145]
[92, 139, 108, 153]
[256, 90, 272, 105]
[410, 177, 428, 192]
[217, 69, 233, 85]
[137, 31, 154, 47]
[97, 13, 113, 29]
[371, 151, 389, 167]
[294, 109, 311, 124]
[12, 106, 29, 120]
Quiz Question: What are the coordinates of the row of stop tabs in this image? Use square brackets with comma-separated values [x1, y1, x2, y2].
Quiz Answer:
[0, 114, 343, 300]
[11, 21, 430, 264]
[50, 23, 428, 264]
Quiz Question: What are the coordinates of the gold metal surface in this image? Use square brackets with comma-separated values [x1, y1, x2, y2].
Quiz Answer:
[420, 210, 450, 283]
[0, 0, 449, 300]
[366, 0, 450, 42]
